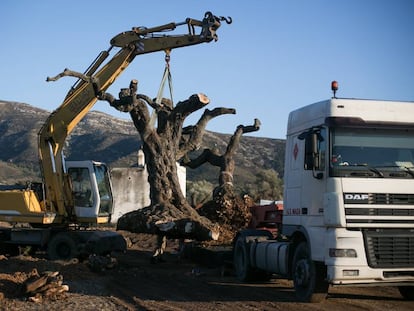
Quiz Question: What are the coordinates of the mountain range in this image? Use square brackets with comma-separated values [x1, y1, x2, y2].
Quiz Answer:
[0, 100, 286, 195]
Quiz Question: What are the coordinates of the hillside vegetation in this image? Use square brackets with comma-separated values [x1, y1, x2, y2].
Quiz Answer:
[0, 100, 285, 202]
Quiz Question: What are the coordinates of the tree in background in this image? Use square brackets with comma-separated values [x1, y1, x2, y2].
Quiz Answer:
[186, 180, 214, 209]
[237, 168, 283, 203]
[254, 169, 283, 201]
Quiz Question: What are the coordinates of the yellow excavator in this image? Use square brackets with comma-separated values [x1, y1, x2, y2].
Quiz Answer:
[0, 12, 231, 259]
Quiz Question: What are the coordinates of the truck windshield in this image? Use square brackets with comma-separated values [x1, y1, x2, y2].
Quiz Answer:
[330, 128, 414, 178]
[94, 164, 113, 215]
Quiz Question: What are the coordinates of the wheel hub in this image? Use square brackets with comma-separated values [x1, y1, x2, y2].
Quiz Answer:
[295, 258, 310, 286]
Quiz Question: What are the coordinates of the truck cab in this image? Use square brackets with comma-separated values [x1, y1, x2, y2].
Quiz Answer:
[234, 97, 414, 303]
[284, 98, 414, 290]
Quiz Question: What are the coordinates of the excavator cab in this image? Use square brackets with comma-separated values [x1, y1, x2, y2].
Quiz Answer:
[67, 161, 113, 223]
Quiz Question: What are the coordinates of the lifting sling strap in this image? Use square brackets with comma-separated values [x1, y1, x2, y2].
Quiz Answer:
[150, 50, 173, 127]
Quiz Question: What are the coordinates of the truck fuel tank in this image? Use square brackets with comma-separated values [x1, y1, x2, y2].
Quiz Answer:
[251, 240, 289, 276]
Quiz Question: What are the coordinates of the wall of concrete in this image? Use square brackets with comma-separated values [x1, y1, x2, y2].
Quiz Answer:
[110, 164, 186, 223]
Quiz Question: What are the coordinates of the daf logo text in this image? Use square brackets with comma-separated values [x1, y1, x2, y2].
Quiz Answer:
[345, 194, 369, 200]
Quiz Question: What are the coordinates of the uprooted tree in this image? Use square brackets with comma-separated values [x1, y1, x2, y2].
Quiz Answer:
[99, 79, 258, 241]
[181, 119, 261, 241]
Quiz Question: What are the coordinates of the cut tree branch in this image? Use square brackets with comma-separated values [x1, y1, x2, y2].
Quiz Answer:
[182, 119, 261, 188]
[178, 107, 236, 159]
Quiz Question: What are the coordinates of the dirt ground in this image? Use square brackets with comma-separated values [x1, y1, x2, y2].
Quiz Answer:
[0, 231, 413, 311]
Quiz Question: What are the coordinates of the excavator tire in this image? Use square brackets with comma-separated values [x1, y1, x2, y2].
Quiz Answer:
[47, 232, 79, 260]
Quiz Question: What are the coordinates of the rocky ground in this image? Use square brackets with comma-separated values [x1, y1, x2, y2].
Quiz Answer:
[0, 231, 413, 311]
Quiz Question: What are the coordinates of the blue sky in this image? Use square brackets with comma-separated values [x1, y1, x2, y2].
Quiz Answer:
[1, 0, 413, 139]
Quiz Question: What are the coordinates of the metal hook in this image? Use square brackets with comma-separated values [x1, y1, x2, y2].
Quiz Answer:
[204, 12, 232, 25]
[219, 16, 232, 24]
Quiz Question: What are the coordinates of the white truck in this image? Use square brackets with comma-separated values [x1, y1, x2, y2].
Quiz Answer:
[233, 83, 414, 302]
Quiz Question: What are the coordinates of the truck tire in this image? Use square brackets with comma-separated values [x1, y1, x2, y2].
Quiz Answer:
[233, 236, 271, 282]
[234, 236, 255, 281]
[398, 286, 414, 300]
[292, 241, 328, 303]
[47, 233, 79, 260]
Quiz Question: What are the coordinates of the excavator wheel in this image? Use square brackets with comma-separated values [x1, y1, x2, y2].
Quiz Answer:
[47, 232, 79, 260]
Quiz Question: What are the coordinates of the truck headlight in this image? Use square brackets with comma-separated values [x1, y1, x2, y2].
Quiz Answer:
[329, 248, 357, 257]
[343, 270, 359, 276]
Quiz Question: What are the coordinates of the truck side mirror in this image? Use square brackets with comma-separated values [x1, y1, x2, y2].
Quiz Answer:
[299, 129, 324, 179]
[311, 133, 321, 169]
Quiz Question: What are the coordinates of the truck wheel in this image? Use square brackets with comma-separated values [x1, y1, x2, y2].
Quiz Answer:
[233, 236, 271, 282]
[47, 233, 79, 260]
[292, 242, 328, 303]
[398, 286, 414, 300]
[233, 236, 255, 281]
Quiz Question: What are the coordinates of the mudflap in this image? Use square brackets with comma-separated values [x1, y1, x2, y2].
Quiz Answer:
[82, 231, 127, 256]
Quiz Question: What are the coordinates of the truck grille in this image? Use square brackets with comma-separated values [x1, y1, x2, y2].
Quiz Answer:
[346, 208, 414, 217]
[363, 229, 414, 268]
[344, 193, 414, 227]
[370, 193, 414, 205]
[344, 193, 414, 205]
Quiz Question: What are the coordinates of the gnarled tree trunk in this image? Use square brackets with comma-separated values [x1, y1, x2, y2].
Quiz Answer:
[99, 81, 235, 240]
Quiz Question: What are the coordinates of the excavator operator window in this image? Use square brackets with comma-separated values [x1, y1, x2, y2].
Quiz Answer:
[94, 164, 113, 215]
[69, 168, 93, 207]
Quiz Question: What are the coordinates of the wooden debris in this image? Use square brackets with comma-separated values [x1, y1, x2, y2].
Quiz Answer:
[23, 269, 69, 302]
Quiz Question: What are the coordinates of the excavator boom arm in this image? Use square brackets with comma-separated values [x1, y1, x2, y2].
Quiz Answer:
[38, 12, 231, 217]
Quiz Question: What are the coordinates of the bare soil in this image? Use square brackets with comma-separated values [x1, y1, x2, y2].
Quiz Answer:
[0, 231, 412, 311]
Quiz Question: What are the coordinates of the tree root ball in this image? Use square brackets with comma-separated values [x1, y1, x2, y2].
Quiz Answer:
[116, 204, 220, 241]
